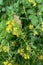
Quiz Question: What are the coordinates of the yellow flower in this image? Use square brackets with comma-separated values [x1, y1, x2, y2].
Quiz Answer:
[6, 27, 10, 33]
[6, 20, 15, 26]
[8, 63, 12, 65]
[18, 49, 20, 53]
[29, 0, 37, 7]
[27, 55, 30, 59]
[12, 27, 18, 36]
[3, 60, 12, 65]
[12, 31, 18, 37]
[13, 27, 17, 31]
[23, 54, 27, 59]
[41, 24, 43, 28]
[3, 60, 8, 65]
[18, 49, 24, 55]
[33, 2, 37, 7]
[26, 46, 31, 51]
[41, 22, 43, 25]
[33, 30, 38, 36]
[6, 25, 12, 33]
[11, 20, 15, 26]
[6, 21, 11, 25]
[29, 0, 34, 3]
[3, 46, 8, 52]
[29, 24, 34, 29]
[38, 55, 43, 60]
[23, 54, 30, 59]
[26, 47, 29, 50]
[18, 49, 24, 53]
[38, 12, 42, 15]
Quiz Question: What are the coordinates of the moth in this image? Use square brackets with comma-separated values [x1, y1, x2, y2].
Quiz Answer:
[14, 14, 22, 27]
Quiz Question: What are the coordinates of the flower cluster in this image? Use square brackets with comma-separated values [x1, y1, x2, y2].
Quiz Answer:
[18, 48, 30, 60]
[29, 0, 37, 7]
[3, 60, 12, 65]
[0, 0, 43, 65]
[0, 44, 8, 52]
[6, 20, 19, 37]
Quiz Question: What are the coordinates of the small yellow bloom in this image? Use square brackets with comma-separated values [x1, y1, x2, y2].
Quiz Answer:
[33, 30, 38, 36]
[3, 60, 12, 65]
[20, 52, 23, 56]
[26, 47, 29, 50]
[18, 49, 24, 56]
[18, 49, 20, 53]
[3, 60, 8, 65]
[3, 46, 8, 52]
[6, 25, 12, 33]
[11, 20, 15, 26]
[29, 24, 34, 29]
[26, 46, 31, 51]
[38, 55, 43, 60]
[23, 54, 30, 59]
[27, 55, 30, 59]
[18, 49, 24, 53]
[8, 63, 12, 65]
[24, 54, 27, 59]
[12, 31, 18, 37]
[38, 12, 42, 15]
[29, 0, 37, 7]
[13, 27, 18, 36]
[41, 24, 43, 28]
[6, 27, 10, 33]
[33, 2, 37, 7]
[41, 22, 43, 25]
[13, 27, 17, 31]
[6, 21, 11, 25]
[29, 0, 34, 3]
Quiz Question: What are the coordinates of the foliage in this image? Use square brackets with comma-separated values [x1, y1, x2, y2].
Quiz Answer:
[0, 0, 43, 65]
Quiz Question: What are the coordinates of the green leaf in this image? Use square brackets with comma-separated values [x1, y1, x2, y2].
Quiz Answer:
[38, 4, 43, 12]
[36, 0, 42, 3]
[0, 0, 3, 5]
[29, 15, 38, 26]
